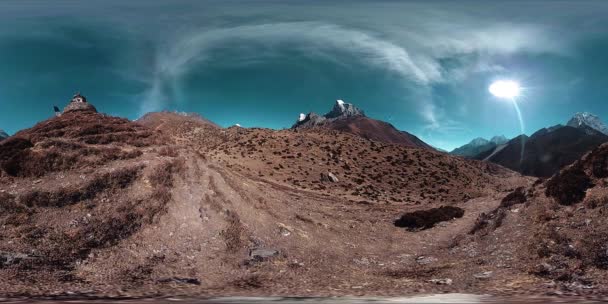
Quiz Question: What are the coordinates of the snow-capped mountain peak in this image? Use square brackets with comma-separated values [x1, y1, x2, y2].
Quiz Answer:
[298, 113, 306, 122]
[336, 99, 345, 109]
[469, 137, 490, 147]
[326, 99, 364, 119]
[490, 135, 508, 145]
[567, 112, 608, 135]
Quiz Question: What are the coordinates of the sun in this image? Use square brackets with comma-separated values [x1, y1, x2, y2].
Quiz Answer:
[489, 80, 521, 99]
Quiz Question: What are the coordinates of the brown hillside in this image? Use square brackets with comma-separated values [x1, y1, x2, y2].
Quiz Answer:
[13, 109, 603, 298]
[210, 127, 520, 205]
[449, 142, 608, 295]
[323, 116, 432, 149]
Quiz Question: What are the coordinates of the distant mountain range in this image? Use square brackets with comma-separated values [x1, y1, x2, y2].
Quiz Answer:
[451, 112, 608, 177]
[0, 129, 8, 141]
[450, 135, 508, 158]
[293, 100, 432, 149]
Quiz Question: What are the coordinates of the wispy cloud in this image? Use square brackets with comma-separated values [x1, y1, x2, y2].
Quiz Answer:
[142, 19, 565, 128]
[142, 22, 443, 116]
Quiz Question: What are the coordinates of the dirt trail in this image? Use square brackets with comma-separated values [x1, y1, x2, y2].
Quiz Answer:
[5, 110, 608, 298]
[80, 149, 515, 296]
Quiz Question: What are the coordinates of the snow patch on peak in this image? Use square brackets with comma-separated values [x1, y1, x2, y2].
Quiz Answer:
[336, 99, 345, 111]
[490, 135, 508, 145]
[292, 100, 365, 128]
[326, 99, 364, 119]
[469, 137, 490, 147]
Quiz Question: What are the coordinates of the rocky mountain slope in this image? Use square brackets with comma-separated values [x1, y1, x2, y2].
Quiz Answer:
[0, 98, 542, 297]
[293, 100, 432, 149]
[477, 114, 608, 177]
[453, 142, 608, 295]
[0, 107, 180, 295]
[450, 136, 508, 158]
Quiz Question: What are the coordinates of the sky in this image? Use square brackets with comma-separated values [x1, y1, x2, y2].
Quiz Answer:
[1, 0, 608, 151]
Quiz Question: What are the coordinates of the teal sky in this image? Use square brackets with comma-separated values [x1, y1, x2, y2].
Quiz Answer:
[1, 0, 608, 151]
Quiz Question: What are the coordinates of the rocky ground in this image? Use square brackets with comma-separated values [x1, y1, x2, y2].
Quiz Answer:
[1, 110, 608, 299]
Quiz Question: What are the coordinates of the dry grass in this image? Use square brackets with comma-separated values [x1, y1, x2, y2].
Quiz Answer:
[18, 112, 158, 146]
[158, 146, 180, 157]
[0, 138, 33, 162]
[19, 166, 143, 208]
[2, 139, 143, 178]
[148, 157, 186, 189]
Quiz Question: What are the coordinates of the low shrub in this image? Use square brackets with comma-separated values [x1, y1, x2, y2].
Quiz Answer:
[2, 144, 142, 177]
[0, 138, 33, 161]
[158, 146, 179, 157]
[149, 158, 185, 188]
[500, 187, 527, 208]
[588, 146, 608, 178]
[394, 206, 464, 231]
[545, 165, 593, 206]
[0, 192, 28, 214]
[19, 166, 142, 207]
[580, 232, 608, 269]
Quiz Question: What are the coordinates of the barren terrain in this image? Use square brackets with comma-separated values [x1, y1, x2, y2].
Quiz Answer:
[2, 109, 608, 300]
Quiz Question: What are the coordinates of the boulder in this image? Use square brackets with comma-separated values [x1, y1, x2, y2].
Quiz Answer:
[249, 248, 279, 261]
[321, 172, 339, 183]
[428, 278, 453, 285]
[473, 271, 493, 279]
[416, 255, 438, 265]
[0, 251, 34, 267]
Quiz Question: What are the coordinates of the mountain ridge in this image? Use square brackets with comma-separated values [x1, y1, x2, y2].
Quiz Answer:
[0, 129, 8, 141]
[567, 112, 608, 135]
[450, 135, 508, 158]
[476, 113, 608, 177]
[293, 100, 432, 149]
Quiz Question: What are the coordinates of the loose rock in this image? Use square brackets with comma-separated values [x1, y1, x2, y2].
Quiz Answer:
[321, 172, 339, 183]
[416, 256, 438, 265]
[429, 278, 453, 285]
[249, 248, 279, 261]
[474, 271, 493, 279]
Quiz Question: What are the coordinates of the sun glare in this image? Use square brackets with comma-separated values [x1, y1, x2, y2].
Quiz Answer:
[489, 80, 521, 99]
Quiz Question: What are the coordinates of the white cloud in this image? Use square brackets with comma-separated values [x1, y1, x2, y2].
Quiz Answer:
[141, 18, 566, 127]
